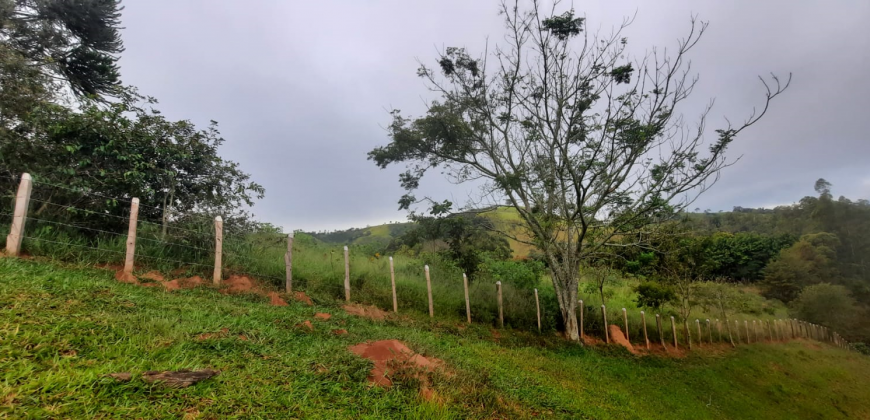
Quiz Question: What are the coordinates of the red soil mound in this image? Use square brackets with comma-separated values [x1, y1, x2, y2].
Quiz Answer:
[343, 304, 387, 321]
[348, 340, 444, 389]
[221, 275, 260, 294]
[297, 320, 314, 331]
[268, 292, 288, 306]
[332, 329, 348, 335]
[140, 271, 165, 282]
[608, 325, 637, 354]
[197, 328, 230, 341]
[314, 312, 332, 321]
[163, 276, 204, 291]
[114, 270, 137, 284]
[293, 291, 314, 306]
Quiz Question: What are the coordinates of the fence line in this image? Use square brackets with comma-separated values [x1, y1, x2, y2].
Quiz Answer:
[1, 172, 858, 353]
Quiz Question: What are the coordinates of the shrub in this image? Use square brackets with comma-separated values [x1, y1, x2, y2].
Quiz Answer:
[789, 283, 861, 334]
[479, 257, 545, 291]
[633, 281, 675, 309]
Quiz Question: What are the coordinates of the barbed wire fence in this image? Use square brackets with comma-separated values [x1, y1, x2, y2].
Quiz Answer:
[0, 172, 857, 353]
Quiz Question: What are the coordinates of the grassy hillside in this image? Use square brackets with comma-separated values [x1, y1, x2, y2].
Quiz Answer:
[308, 207, 536, 258]
[2, 257, 869, 419]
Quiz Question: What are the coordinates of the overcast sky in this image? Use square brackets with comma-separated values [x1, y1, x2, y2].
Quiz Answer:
[118, 0, 870, 232]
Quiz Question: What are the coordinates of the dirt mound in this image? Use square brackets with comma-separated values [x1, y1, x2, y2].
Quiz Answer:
[220, 275, 260, 294]
[292, 291, 314, 306]
[343, 304, 387, 321]
[197, 328, 230, 341]
[140, 271, 165, 282]
[297, 320, 314, 331]
[268, 292, 288, 306]
[608, 325, 637, 354]
[114, 270, 138, 284]
[332, 329, 348, 335]
[314, 312, 332, 321]
[164, 276, 204, 291]
[581, 335, 604, 346]
[348, 340, 444, 390]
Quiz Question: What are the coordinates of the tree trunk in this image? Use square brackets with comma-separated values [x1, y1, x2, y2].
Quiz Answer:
[561, 297, 580, 341]
[550, 263, 581, 342]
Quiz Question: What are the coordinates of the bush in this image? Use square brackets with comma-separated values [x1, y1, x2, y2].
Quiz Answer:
[479, 257, 545, 291]
[790, 283, 861, 334]
[633, 281, 675, 309]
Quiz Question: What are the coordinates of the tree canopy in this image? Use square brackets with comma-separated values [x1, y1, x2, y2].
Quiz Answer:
[370, 0, 790, 341]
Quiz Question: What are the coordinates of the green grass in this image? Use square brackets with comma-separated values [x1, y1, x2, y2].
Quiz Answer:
[2, 257, 870, 419]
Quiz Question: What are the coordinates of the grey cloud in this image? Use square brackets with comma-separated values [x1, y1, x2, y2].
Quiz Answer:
[118, 0, 870, 231]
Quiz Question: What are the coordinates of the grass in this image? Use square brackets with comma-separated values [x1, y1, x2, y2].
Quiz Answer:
[2, 257, 870, 419]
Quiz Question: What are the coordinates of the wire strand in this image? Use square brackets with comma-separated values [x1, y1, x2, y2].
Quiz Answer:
[22, 236, 127, 256]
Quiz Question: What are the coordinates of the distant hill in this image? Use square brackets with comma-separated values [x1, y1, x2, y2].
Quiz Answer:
[304, 207, 536, 257]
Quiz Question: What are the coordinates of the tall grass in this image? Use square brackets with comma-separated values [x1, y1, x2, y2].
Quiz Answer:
[2, 207, 790, 344]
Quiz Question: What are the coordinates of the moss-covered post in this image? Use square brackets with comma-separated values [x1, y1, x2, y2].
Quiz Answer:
[622, 308, 629, 342]
[641, 311, 650, 350]
[496, 281, 504, 328]
[5, 173, 32, 257]
[343, 246, 351, 302]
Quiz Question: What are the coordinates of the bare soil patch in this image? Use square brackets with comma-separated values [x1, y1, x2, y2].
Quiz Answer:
[608, 325, 637, 354]
[332, 329, 348, 335]
[220, 275, 260, 295]
[142, 369, 220, 388]
[164, 276, 204, 291]
[297, 320, 314, 331]
[196, 328, 229, 341]
[314, 312, 332, 321]
[114, 270, 137, 284]
[140, 271, 165, 282]
[292, 291, 314, 306]
[348, 339, 444, 399]
[343, 304, 387, 321]
[267, 292, 288, 306]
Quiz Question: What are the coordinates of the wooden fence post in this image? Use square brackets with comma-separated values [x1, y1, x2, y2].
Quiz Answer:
[752, 320, 758, 342]
[716, 319, 722, 342]
[213, 216, 223, 285]
[734, 320, 741, 344]
[707, 319, 712, 344]
[745, 320, 750, 344]
[425, 265, 433, 318]
[656, 314, 665, 348]
[602, 305, 609, 344]
[534, 288, 541, 333]
[670, 316, 678, 349]
[343, 246, 350, 302]
[463, 273, 470, 323]
[641, 311, 650, 350]
[767, 320, 773, 341]
[790, 319, 796, 339]
[579, 300, 585, 339]
[389, 257, 397, 313]
[124, 198, 139, 276]
[285, 233, 293, 294]
[5, 173, 32, 257]
[622, 308, 629, 342]
[685, 319, 692, 350]
[696, 320, 702, 346]
[496, 281, 504, 328]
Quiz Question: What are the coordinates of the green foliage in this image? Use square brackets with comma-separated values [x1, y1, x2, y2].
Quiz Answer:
[633, 281, 675, 309]
[390, 213, 511, 281]
[0, 0, 125, 98]
[790, 283, 864, 341]
[0, 89, 264, 232]
[478, 256, 545, 291]
[762, 233, 840, 302]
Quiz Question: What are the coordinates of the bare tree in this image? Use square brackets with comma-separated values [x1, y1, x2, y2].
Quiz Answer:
[369, 0, 790, 341]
